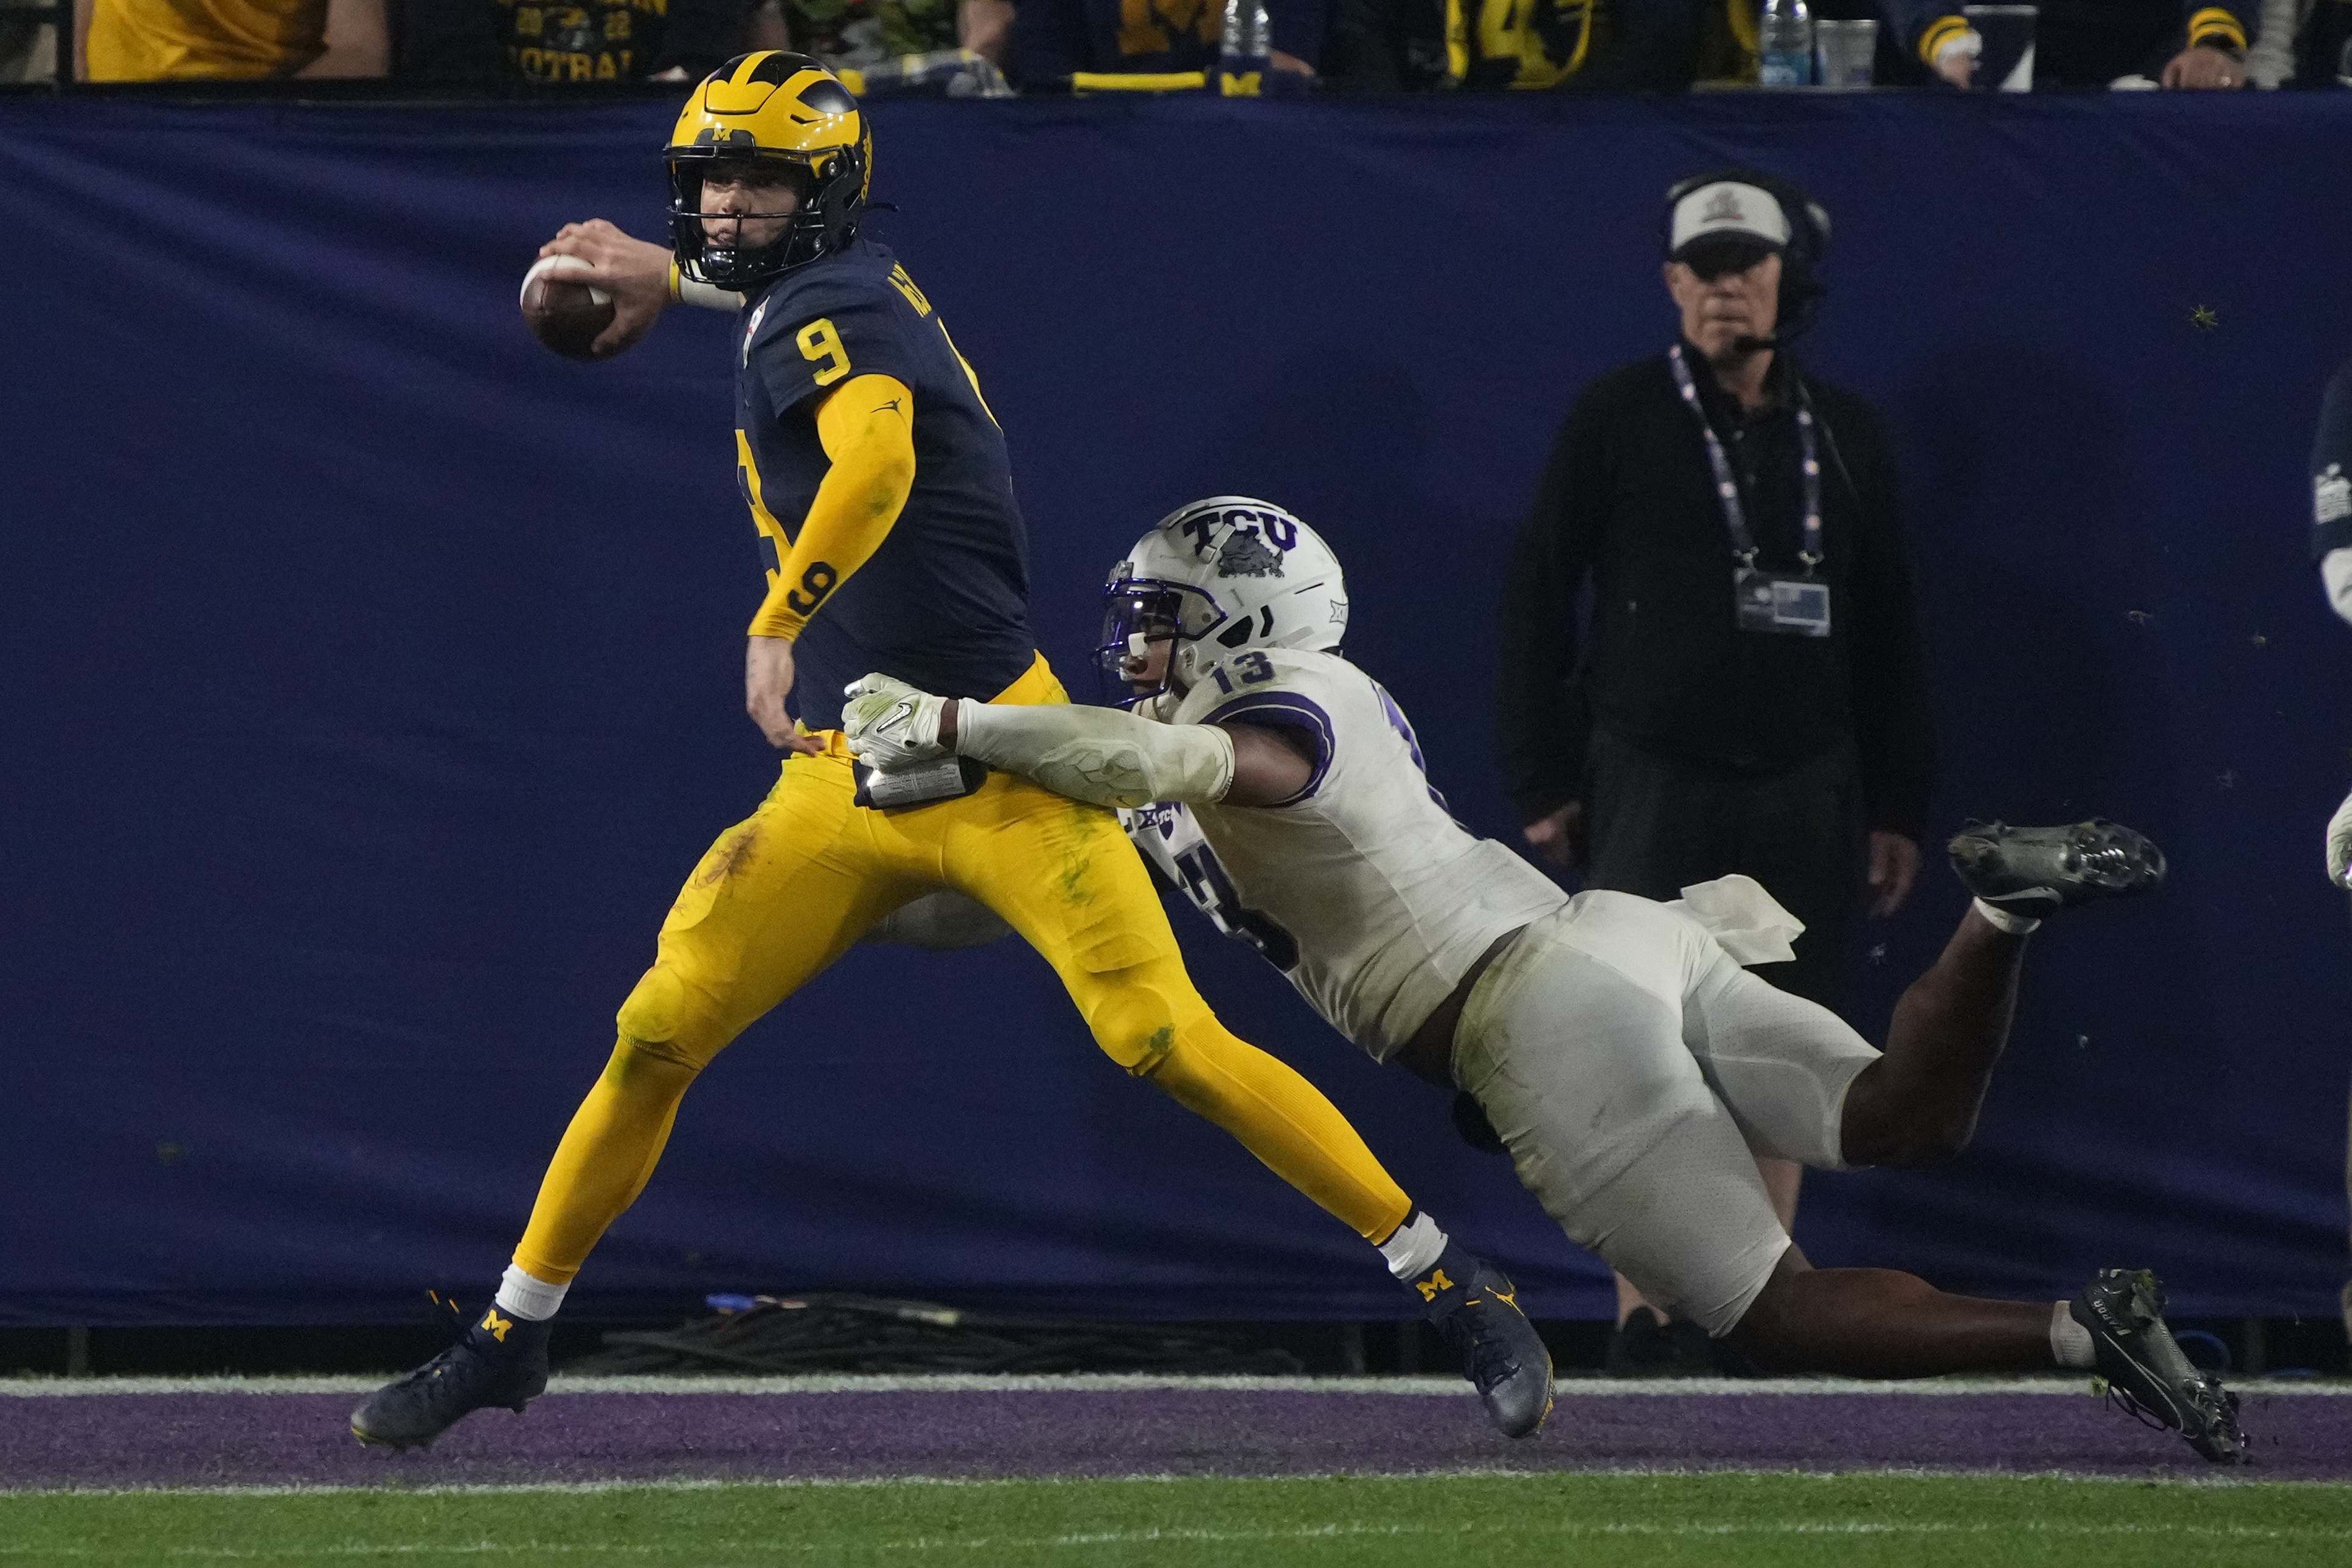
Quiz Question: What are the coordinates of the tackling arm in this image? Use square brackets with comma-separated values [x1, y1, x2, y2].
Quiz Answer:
[844, 678, 1319, 809]
[948, 702, 1237, 809]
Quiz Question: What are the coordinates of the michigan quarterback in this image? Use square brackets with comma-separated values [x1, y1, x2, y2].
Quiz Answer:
[350, 56, 1550, 1449]
[844, 497, 2244, 1463]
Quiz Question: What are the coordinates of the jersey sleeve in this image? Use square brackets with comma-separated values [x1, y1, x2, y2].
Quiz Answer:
[751, 277, 917, 418]
[1176, 649, 1347, 807]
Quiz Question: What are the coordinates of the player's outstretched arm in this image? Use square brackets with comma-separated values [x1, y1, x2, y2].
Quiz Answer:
[536, 221, 678, 359]
[842, 677, 1314, 809]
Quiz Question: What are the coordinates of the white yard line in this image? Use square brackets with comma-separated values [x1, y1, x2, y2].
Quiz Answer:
[4, 1372, 2346, 1398]
[0, 1467, 2341, 1500]
[4, 1514, 2351, 1556]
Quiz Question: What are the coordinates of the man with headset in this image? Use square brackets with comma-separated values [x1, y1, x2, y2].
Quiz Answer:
[1493, 167, 1933, 1370]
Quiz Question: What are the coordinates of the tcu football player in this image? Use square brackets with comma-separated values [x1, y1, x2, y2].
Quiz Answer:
[351, 60, 1550, 1449]
[845, 496, 2244, 1463]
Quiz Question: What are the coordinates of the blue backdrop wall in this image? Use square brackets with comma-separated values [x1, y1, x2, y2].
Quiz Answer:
[4, 92, 2350, 1327]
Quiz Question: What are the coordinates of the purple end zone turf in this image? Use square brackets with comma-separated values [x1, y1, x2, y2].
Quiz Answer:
[5, 1388, 2345, 1491]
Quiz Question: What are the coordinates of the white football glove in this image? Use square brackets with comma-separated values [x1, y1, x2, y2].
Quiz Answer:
[2327, 786, 2352, 889]
[841, 673, 953, 770]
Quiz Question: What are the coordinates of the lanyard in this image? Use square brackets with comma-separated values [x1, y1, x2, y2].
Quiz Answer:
[1668, 344, 1822, 575]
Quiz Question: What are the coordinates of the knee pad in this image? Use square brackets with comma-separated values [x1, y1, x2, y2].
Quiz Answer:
[615, 963, 720, 1071]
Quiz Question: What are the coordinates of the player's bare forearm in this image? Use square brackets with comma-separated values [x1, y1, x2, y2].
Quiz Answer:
[746, 636, 821, 754]
[538, 221, 674, 358]
[749, 376, 915, 642]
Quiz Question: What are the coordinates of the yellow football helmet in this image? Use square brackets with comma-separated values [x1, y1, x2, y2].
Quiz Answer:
[665, 51, 873, 291]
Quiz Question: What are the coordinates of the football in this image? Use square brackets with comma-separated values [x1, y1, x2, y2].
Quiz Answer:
[519, 253, 615, 361]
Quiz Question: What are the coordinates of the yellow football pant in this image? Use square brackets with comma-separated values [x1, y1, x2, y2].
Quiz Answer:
[512, 654, 1412, 1284]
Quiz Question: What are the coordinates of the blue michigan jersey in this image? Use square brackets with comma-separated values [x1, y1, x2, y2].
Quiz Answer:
[735, 238, 1035, 731]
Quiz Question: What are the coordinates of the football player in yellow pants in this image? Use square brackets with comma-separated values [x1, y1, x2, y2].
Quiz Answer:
[512, 659, 1417, 1288]
[350, 51, 1551, 1450]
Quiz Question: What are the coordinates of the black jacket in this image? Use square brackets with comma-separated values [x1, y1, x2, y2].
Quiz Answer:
[1494, 346, 1934, 841]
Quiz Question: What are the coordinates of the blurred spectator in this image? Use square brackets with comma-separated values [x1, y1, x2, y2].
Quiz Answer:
[1493, 169, 1930, 1369]
[490, 0, 750, 81]
[1318, 0, 1448, 87]
[1015, 0, 1319, 84]
[78, 0, 387, 78]
[1437, 0, 1719, 89]
[2292, 0, 2352, 80]
[1889, 0, 2255, 86]
[2244, 0, 2296, 81]
[1, 8, 57, 83]
[746, 0, 1013, 71]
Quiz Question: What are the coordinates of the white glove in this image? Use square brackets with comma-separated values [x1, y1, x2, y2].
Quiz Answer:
[2327, 786, 2352, 889]
[841, 673, 954, 770]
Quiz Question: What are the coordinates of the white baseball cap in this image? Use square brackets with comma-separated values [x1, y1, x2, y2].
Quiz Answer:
[1668, 180, 1792, 257]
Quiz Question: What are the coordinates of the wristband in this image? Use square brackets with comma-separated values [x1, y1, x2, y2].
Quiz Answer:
[668, 257, 748, 313]
[1918, 15, 1977, 66]
[2185, 7, 2246, 52]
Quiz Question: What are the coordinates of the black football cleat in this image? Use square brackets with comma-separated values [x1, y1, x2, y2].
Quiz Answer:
[2072, 1268, 2246, 1464]
[1948, 819, 2166, 920]
[1603, 1305, 1721, 1378]
[1409, 1242, 1554, 1438]
[350, 1306, 551, 1451]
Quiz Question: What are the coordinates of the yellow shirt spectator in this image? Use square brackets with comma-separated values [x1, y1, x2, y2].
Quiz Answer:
[82, 0, 385, 80]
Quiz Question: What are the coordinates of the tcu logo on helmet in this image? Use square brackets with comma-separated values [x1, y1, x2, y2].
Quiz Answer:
[1215, 532, 1285, 578]
[1098, 496, 1345, 707]
[1179, 505, 1299, 578]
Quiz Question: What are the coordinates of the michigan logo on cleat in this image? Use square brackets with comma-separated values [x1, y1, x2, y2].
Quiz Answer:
[1415, 1268, 1454, 1302]
[479, 1309, 514, 1342]
[1214, 530, 1285, 579]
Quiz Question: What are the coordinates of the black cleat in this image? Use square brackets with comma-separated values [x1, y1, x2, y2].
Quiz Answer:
[2072, 1268, 2245, 1464]
[350, 1306, 551, 1451]
[1948, 819, 2166, 920]
[1409, 1241, 1554, 1438]
[1603, 1305, 1721, 1378]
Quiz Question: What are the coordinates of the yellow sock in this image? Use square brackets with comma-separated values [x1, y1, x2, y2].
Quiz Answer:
[1144, 1016, 1412, 1243]
[512, 1042, 699, 1284]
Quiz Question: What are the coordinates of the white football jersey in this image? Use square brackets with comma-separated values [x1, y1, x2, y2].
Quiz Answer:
[1121, 647, 1567, 1061]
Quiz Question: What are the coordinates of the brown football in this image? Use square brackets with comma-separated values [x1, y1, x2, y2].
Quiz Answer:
[519, 254, 616, 362]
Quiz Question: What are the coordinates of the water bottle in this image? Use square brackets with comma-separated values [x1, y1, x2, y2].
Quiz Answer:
[1218, 0, 1271, 94]
[1757, 0, 1816, 86]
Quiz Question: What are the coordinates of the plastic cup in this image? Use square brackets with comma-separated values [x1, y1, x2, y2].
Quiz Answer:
[1961, 4, 2036, 91]
[1814, 20, 1877, 89]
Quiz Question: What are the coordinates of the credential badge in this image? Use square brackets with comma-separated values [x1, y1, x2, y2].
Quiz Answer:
[2318, 463, 2351, 527]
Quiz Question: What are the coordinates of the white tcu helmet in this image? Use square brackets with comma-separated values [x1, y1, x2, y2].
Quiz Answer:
[1097, 496, 1348, 706]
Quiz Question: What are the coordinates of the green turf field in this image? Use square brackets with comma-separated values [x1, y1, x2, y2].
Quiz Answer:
[5, 1472, 2350, 1567]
